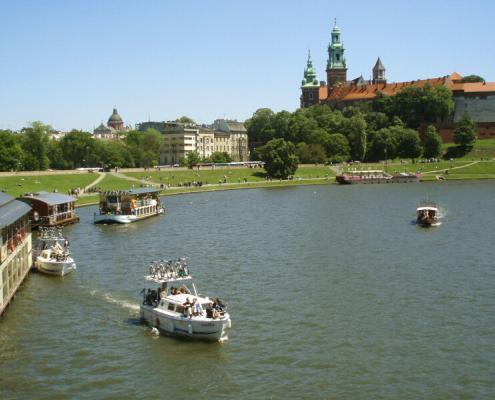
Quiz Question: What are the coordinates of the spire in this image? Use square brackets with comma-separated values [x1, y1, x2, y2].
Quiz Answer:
[301, 49, 318, 87]
[372, 57, 386, 84]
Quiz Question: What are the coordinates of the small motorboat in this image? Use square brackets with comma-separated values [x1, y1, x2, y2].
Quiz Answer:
[34, 227, 76, 276]
[416, 201, 439, 227]
[140, 258, 231, 341]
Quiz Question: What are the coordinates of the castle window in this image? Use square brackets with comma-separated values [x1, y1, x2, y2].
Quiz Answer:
[309, 93, 313, 99]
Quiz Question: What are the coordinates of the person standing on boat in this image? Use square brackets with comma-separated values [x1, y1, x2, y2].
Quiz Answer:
[183, 297, 193, 319]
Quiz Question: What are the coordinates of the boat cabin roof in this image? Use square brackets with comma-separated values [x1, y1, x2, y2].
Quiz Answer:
[417, 206, 438, 211]
[145, 275, 192, 284]
[0, 192, 31, 228]
[19, 191, 76, 206]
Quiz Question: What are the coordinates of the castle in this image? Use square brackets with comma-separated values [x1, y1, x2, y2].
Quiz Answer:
[300, 22, 495, 141]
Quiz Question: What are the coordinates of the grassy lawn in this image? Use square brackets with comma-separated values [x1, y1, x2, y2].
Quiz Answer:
[443, 138, 495, 161]
[122, 165, 335, 186]
[95, 174, 139, 191]
[0, 173, 97, 198]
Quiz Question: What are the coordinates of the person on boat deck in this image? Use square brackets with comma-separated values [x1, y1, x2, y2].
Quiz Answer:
[171, 287, 178, 295]
[192, 298, 202, 316]
[183, 297, 193, 319]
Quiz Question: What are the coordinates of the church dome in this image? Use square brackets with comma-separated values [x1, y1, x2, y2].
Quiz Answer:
[108, 108, 123, 124]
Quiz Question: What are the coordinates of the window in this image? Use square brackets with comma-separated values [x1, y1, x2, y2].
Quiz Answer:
[168, 303, 175, 311]
[336, 54, 340, 62]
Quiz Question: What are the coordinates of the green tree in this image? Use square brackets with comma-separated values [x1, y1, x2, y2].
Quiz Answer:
[100, 140, 134, 168]
[59, 130, 97, 168]
[453, 113, 476, 152]
[258, 138, 298, 179]
[461, 75, 485, 83]
[0, 130, 24, 171]
[423, 125, 442, 159]
[366, 127, 398, 162]
[422, 85, 454, 123]
[185, 151, 201, 168]
[296, 143, 326, 164]
[245, 108, 275, 150]
[343, 114, 367, 161]
[175, 116, 195, 124]
[396, 127, 422, 159]
[209, 151, 231, 163]
[20, 121, 51, 170]
[325, 133, 350, 163]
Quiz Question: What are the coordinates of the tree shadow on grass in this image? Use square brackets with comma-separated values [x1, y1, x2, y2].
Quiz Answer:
[251, 171, 267, 178]
[443, 145, 469, 160]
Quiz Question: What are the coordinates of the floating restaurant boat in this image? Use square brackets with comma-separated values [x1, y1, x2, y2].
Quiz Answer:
[34, 227, 76, 276]
[416, 201, 439, 227]
[18, 192, 79, 229]
[0, 192, 32, 315]
[140, 259, 231, 341]
[94, 188, 164, 224]
[336, 170, 421, 184]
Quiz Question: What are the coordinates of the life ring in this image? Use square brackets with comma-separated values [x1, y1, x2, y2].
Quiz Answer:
[33, 211, 40, 222]
[131, 199, 138, 209]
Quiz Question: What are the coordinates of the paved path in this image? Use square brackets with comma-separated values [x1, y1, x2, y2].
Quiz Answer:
[84, 171, 106, 191]
[422, 161, 479, 174]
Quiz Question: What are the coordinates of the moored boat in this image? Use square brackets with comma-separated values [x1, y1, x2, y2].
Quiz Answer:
[140, 258, 231, 341]
[336, 170, 421, 184]
[18, 192, 79, 229]
[34, 227, 76, 276]
[416, 201, 439, 227]
[94, 188, 164, 224]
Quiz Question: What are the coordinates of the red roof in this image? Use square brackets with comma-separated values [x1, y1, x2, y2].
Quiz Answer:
[321, 72, 495, 102]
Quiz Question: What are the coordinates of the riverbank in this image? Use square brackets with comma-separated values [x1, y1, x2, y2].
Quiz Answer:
[2, 160, 495, 207]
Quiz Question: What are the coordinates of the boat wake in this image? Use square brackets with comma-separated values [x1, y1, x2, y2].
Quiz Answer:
[85, 287, 140, 312]
[103, 293, 140, 312]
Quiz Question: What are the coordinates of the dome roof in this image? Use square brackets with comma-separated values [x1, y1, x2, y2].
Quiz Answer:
[108, 108, 123, 124]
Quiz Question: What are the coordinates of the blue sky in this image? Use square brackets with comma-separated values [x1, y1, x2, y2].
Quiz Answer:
[1, 0, 494, 131]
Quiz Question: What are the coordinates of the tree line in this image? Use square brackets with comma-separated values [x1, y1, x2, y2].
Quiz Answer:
[0, 121, 233, 172]
[247, 84, 477, 171]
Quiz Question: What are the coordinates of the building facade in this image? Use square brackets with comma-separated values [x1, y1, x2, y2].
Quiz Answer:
[136, 119, 249, 164]
[0, 193, 32, 316]
[300, 22, 495, 141]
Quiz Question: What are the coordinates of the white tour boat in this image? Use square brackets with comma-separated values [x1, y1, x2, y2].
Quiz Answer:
[416, 201, 440, 227]
[34, 227, 76, 276]
[140, 258, 231, 341]
[94, 188, 164, 224]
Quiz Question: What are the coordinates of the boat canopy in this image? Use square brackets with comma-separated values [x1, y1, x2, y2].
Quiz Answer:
[0, 193, 31, 228]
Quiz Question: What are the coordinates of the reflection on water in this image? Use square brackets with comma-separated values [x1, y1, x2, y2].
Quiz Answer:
[1, 182, 495, 399]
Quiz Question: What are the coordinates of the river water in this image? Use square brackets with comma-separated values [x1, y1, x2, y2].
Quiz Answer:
[1, 182, 494, 399]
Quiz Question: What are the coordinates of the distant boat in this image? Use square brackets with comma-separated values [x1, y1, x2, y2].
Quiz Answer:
[336, 170, 421, 184]
[94, 188, 164, 224]
[416, 201, 439, 227]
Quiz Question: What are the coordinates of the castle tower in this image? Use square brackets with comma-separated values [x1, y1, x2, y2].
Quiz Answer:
[372, 57, 386, 84]
[326, 20, 347, 90]
[108, 108, 124, 130]
[300, 50, 320, 108]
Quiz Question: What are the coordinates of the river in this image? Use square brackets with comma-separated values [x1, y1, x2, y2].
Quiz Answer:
[1, 182, 494, 399]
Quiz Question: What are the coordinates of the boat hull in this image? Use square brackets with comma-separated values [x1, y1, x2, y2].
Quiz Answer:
[94, 208, 163, 224]
[336, 175, 420, 184]
[140, 305, 231, 341]
[35, 258, 76, 276]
